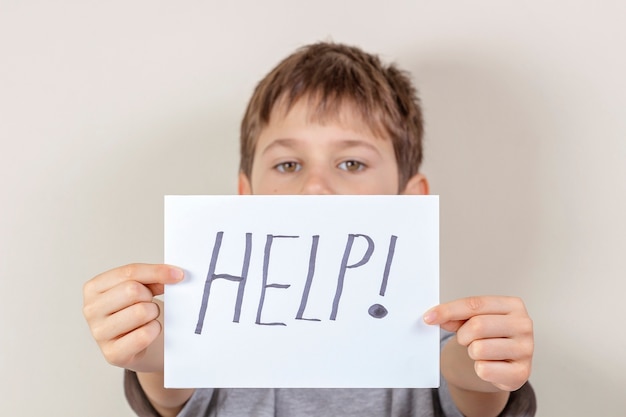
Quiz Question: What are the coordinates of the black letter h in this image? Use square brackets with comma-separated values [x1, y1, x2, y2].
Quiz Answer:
[195, 232, 252, 334]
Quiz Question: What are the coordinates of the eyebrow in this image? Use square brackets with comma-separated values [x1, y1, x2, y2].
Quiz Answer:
[259, 138, 298, 155]
[260, 138, 382, 156]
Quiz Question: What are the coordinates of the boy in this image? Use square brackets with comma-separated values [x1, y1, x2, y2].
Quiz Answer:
[83, 42, 535, 417]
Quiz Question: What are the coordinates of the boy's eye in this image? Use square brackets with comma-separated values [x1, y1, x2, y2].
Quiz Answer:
[275, 161, 302, 173]
[338, 160, 366, 172]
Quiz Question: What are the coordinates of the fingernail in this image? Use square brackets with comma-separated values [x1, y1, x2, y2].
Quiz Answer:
[423, 309, 437, 324]
[170, 268, 184, 281]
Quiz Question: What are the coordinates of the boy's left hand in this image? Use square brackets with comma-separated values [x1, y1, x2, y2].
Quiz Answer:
[424, 296, 534, 391]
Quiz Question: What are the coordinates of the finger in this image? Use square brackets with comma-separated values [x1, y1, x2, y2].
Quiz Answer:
[438, 320, 466, 333]
[424, 296, 526, 325]
[101, 320, 162, 368]
[456, 315, 533, 346]
[84, 263, 184, 297]
[467, 337, 533, 362]
[91, 301, 160, 344]
[474, 360, 532, 392]
[84, 279, 155, 321]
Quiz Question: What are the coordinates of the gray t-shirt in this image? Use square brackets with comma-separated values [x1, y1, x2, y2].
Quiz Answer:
[124, 332, 536, 416]
[176, 381, 461, 417]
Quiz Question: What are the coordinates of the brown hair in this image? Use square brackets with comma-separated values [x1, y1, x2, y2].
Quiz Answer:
[239, 42, 424, 190]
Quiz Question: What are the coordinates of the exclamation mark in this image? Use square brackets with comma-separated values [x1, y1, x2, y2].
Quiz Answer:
[368, 235, 398, 319]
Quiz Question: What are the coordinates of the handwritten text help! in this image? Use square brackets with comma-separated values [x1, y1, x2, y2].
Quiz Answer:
[164, 195, 439, 389]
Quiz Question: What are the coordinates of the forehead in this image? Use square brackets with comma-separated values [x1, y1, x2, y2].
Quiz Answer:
[266, 94, 389, 140]
[252, 97, 398, 169]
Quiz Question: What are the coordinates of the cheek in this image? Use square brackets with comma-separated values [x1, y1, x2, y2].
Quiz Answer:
[251, 174, 290, 195]
[370, 169, 400, 194]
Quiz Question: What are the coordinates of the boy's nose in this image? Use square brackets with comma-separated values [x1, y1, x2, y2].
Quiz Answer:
[300, 171, 334, 195]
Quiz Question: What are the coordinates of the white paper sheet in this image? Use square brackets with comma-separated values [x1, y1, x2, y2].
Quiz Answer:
[164, 195, 439, 388]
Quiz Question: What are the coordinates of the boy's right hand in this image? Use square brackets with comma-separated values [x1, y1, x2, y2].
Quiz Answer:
[82, 263, 184, 373]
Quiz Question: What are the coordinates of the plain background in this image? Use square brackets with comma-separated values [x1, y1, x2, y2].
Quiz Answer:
[1, 1, 625, 416]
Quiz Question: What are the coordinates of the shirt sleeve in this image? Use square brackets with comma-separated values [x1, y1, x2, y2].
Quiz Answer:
[499, 382, 537, 417]
[123, 369, 161, 417]
[124, 369, 217, 417]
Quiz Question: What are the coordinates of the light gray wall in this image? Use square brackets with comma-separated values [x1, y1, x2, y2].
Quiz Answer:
[1, 1, 624, 416]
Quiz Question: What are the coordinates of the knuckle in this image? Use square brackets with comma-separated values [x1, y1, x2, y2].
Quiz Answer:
[520, 318, 534, 338]
[465, 296, 483, 312]
[509, 363, 531, 388]
[521, 338, 535, 357]
[517, 367, 531, 383]
[121, 263, 138, 279]
[456, 322, 476, 346]
[133, 303, 149, 321]
[90, 323, 106, 342]
[467, 316, 486, 335]
[509, 296, 527, 312]
[455, 317, 485, 345]
[455, 330, 470, 346]
[102, 345, 125, 367]
[135, 328, 152, 348]
[82, 303, 95, 320]
[123, 280, 147, 301]
[135, 322, 159, 348]
[82, 279, 95, 296]
[135, 302, 158, 322]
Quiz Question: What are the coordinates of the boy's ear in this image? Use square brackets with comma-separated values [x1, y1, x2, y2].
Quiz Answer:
[238, 172, 253, 195]
[401, 173, 429, 195]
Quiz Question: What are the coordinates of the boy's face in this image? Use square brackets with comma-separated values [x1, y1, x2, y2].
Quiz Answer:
[239, 99, 428, 196]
